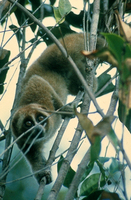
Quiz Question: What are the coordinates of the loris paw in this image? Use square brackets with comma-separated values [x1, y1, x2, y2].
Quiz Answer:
[60, 105, 75, 119]
[35, 169, 52, 185]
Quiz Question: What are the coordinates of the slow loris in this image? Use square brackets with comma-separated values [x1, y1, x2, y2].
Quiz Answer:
[11, 33, 103, 184]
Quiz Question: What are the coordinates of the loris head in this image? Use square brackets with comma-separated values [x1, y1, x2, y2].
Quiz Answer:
[11, 103, 59, 145]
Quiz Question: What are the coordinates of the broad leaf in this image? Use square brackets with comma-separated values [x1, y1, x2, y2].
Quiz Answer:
[59, 0, 72, 17]
[80, 173, 106, 196]
[54, 7, 65, 23]
[102, 33, 131, 68]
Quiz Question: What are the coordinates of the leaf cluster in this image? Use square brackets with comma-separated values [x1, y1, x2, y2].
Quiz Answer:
[58, 155, 123, 200]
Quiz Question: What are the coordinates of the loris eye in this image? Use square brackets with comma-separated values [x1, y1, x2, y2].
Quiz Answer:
[24, 120, 34, 128]
[37, 115, 45, 122]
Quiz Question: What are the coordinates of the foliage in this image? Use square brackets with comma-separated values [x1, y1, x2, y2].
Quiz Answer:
[0, 0, 131, 200]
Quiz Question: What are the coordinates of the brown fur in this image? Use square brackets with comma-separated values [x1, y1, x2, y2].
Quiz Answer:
[11, 33, 104, 184]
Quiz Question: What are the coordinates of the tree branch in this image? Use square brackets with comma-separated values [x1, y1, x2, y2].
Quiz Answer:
[34, 177, 46, 200]
[89, 0, 100, 51]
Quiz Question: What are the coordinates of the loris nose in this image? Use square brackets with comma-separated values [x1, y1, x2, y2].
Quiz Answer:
[35, 125, 43, 133]
[32, 124, 45, 139]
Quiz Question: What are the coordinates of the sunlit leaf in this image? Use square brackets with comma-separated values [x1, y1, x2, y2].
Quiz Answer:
[59, 0, 72, 17]
[80, 173, 106, 196]
[53, 7, 65, 23]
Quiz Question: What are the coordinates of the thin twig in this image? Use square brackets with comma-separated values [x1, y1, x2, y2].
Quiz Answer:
[89, 0, 100, 51]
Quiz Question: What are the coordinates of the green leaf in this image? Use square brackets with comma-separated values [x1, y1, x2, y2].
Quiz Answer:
[102, 33, 131, 82]
[59, 0, 72, 17]
[53, 7, 65, 23]
[57, 155, 76, 188]
[118, 100, 131, 133]
[80, 173, 106, 196]
[90, 136, 101, 162]
[102, 33, 131, 67]
[81, 162, 94, 181]
[96, 73, 115, 97]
